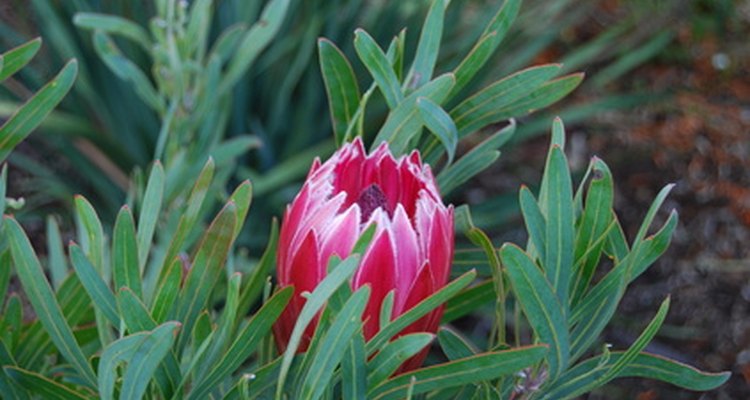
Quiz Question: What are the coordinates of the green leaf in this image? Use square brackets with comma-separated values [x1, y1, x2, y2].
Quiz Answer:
[209, 23, 247, 64]
[451, 64, 561, 137]
[46, 216, 68, 291]
[368, 345, 548, 400]
[0, 60, 78, 162]
[227, 180, 253, 243]
[220, 0, 290, 93]
[544, 298, 671, 397]
[417, 96, 457, 165]
[187, 287, 293, 400]
[342, 331, 367, 400]
[98, 322, 180, 400]
[519, 186, 546, 261]
[275, 256, 361, 399]
[74, 195, 105, 272]
[368, 333, 434, 389]
[542, 146, 575, 307]
[93, 31, 163, 112]
[159, 158, 214, 274]
[237, 219, 278, 319]
[137, 161, 164, 271]
[0, 38, 42, 82]
[151, 257, 182, 323]
[354, 29, 403, 109]
[73, 13, 151, 51]
[437, 119, 515, 195]
[367, 270, 475, 355]
[570, 158, 614, 305]
[120, 322, 180, 400]
[499, 244, 569, 381]
[437, 327, 476, 361]
[116, 287, 181, 397]
[5, 217, 97, 388]
[300, 286, 370, 400]
[373, 73, 455, 156]
[4, 366, 88, 400]
[450, 0, 521, 96]
[406, 0, 448, 89]
[69, 244, 119, 326]
[199, 273, 243, 377]
[318, 38, 360, 146]
[548, 351, 729, 398]
[113, 206, 142, 298]
[442, 280, 495, 323]
[174, 201, 237, 351]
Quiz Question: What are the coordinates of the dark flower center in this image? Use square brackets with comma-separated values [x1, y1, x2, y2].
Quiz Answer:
[356, 184, 389, 222]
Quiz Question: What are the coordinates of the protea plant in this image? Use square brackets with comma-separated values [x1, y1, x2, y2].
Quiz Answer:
[273, 138, 454, 371]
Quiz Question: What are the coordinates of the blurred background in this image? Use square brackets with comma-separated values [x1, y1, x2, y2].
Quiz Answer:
[1, 0, 748, 398]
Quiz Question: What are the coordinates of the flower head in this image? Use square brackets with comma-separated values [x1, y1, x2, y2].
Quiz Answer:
[273, 138, 454, 371]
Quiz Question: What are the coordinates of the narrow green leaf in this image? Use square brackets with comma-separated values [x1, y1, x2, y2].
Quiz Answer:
[209, 23, 247, 64]
[93, 31, 163, 112]
[300, 286, 370, 400]
[199, 273, 243, 376]
[500, 244, 569, 381]
[552, 351, 730, 397]
[368, 333, 434, 389]
[113, 206, 142, 298]
[120, 322, 180, 400]
[542, 146, 575, 307]
[442, 280, 495, 323]
[437, 327, 476, 361]
[151, 257, 182, 323]
[373, 73, 455, 156]
[368, 345, 548, 400]
[0, 60, 78, 162]
[275, 256, 362, 399]
[406, 0, 448, 89]
[184, 0, 212, 60]
[354, 29, 403, 109]
[227, 180, 253, 243]
[116, 287, 181, 398]
[188, 287, 293, 400]
[417, 96, 457, 165]
[437, 119, 515, 195]
[237, 218, 278, 319]
[220, 0, 290, 93]
[159, 158, 214, 274]
[74, 195, 105, 272]
[46, 216, 68, 290]
[4, 366, 88, 400]
[451, 64, 561, 138]
[450, 0, 521, 96]
[69, 243, 119, 326]
[0, 38, 42, 82]
[519, 186, 546, 261]
[318, 38, 360, 145]
[73, 13, 151, 51]
[137, 161, 164, 271]
[546, 299, 671, 397]
[367, 270, 475, 355]
[175, 201, 237, 350]
[5, 217, 97, 388]
[571, 158, 614, 305]
[342, 331, 367, 400]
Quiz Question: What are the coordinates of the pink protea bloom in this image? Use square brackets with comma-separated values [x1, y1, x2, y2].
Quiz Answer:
[273, 138, 454, 372]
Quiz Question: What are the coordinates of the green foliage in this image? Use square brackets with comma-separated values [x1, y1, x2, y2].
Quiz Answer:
[0, 39, 77, 163]
[0, 0, 733, 398]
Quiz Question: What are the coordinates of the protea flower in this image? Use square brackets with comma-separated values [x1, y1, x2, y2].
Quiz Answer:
[273, 138, 454, 371]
